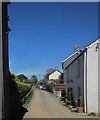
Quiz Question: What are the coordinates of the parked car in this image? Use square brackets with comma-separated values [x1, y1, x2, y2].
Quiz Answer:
[41, 85, 46, 90]
[35, 85, 40, 89]
[39, 85, 42, 89]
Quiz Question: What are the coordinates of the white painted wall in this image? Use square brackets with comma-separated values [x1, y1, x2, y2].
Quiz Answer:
[0, 2, 3, 119]
[98, 39, 100, 117]
[49, 71, 61, 80]
[63, 39, 99, 114]
[86, 40, 99, 113]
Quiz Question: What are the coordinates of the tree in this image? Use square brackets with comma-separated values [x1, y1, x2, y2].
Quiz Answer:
[17, 74, 28, 82]
[9, 72, 28, 119]
[46, 68, 55, 74]
[37, 79, 46, 85]
[44, 73, 49, 81]
[44, 68, 55, 80]
[58, 73, 64, 83]
[11, 73, 19, 81]
[31, 75, 38, 84]
[11, 73, 31, 84]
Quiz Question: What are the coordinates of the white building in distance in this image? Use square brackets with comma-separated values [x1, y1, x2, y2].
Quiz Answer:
[49, 70, 62, 80]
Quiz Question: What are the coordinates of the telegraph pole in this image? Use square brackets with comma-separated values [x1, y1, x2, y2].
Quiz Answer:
[39, 74, 41, 80]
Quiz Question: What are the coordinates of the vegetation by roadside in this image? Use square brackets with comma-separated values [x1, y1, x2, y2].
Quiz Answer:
[22, 88, 34, 108]
[88, 112, 96, 117]
[11, 73, 33, 107]
[16, 81, 32, 99]
[59, 96, 97, 118]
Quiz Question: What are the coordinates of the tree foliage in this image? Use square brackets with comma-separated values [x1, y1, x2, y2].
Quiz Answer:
[15, 74, 31, 84]
[31, 75, 38, 84]
[17, 74, 28, 82]
[16, 81, 32, 99]
[44, 68, 55, 80]
[46, 68, 55, 74]
[10, 72, 28, 119]
[58, 73, 64, 83]
[11, 73, 19, 81]
[37, 79, 46, 85]
[11, 73, 32, 99]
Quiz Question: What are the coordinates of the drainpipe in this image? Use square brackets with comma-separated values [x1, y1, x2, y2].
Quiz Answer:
[98, 39, 100, 118]
[84, 48, 87, 113]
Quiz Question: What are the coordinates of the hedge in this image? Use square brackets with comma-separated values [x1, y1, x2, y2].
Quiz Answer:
[21, 88, 33, 107]
[15, 81, 32, 99]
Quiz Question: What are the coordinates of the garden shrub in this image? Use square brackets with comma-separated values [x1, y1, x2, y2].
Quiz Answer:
[15, 81, 32, 99]
[88, 112, 96, 117]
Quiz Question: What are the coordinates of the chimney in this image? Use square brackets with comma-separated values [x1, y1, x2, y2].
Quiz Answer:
[74, 45, 80, 53]
[55, 67, 58, 70]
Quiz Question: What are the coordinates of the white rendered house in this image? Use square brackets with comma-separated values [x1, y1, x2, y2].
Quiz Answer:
[62, 38, 100, 114]
[49, 70, 62, 80]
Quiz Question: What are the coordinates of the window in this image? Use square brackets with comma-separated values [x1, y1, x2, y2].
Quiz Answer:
[77, 59, 80, 77]
[67, 80, 69, 83]
[77, 87, 81, 97]
[67, 68, 69, 80]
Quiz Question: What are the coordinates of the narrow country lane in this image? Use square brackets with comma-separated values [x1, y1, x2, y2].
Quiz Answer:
[24, 89, 95, 118]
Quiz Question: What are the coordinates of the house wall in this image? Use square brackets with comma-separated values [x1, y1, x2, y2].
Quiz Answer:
[63, 52, 80, 90]
[49, 71, 61, 80]
[63, 53, 84, 105]
[63, 39, 99, 114]
[86, 40, 99, 113]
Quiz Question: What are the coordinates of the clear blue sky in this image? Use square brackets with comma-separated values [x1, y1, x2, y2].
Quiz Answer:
[8, 2, 98, 79]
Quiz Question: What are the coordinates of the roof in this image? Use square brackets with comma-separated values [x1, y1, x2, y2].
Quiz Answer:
[86, 38, 100, 48]
[65, 50, 85, 70]
[62, 52, 79, 63]
[49, 70, 62, 76]
[63, 38, 100, 70]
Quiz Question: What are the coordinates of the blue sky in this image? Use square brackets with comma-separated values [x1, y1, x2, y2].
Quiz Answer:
[8, 2, 98, 79]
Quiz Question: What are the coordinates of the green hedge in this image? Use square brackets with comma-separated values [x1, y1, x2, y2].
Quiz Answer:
[22, 88, 33, 108]
[15, 81, 32, 99]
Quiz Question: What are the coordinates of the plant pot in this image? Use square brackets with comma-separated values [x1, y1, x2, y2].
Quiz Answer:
[77, 107, 83, 113]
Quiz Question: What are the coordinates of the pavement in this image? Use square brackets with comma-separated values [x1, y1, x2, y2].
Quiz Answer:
[24, 89, 97, 118]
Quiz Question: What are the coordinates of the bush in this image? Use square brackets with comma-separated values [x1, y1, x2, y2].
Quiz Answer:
[60, 97, 65, 101]
[22, 88, 33, 107]
[67, 105, 73, 112]
[15, 81, 32, 99]
[88, 112, 96, 117]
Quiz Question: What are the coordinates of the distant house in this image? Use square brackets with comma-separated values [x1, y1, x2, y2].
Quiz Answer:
[62, 38, 100, 114]
[47, 69, 62, 97]
[49, 70, 62, 80]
